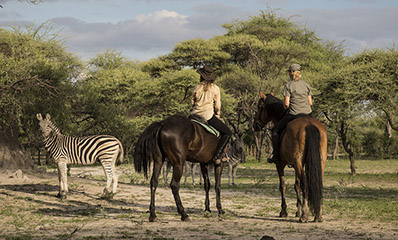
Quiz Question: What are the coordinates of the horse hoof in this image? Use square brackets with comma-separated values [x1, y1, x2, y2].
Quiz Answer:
[219, 209, 225, 215]
[203, 211, 212, 218]
[182, 215, 191, 222]
[149, 216, 157, 222]
[279, 212, 287, 218]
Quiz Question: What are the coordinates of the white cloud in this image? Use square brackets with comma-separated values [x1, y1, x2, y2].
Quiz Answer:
[49, 8, 231, 60]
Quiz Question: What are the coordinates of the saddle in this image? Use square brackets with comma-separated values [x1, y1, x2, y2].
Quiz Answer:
[189, 114, 220, 137]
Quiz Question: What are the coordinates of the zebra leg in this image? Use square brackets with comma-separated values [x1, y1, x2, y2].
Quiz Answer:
[228, 162, 232, 185]
[111, 162, 119, 194]
[57, 161, 68, 199]
[191, 163, 197, 186]
[232, 164, 238, 185]
[183, 161, 188, 185]
[100, 160, 114, 199]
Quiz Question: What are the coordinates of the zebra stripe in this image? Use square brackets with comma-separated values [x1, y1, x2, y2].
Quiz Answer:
[37, 113, 123, 198]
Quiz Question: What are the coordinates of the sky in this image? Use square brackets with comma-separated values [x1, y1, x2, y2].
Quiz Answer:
[0, 0, 397, 61]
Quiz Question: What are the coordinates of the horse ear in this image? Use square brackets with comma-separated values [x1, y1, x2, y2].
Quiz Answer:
[270, 91, 274, 96]
[45, 113, 51, 120]
[36, 113, 42, 120]
[259, 91, 267, 100]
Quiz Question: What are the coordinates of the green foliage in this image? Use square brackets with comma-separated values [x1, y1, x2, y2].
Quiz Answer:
[0, 25, 81, 144]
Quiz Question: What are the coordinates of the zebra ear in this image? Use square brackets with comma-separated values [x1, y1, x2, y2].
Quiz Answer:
[36, 113, 43, 120]
[45, 113, 51, 120]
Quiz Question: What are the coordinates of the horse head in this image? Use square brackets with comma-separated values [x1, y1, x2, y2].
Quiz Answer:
[254, 91, 285, 131]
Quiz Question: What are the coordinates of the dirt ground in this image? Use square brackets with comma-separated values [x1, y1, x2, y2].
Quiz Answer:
[0, 166, 397, 240]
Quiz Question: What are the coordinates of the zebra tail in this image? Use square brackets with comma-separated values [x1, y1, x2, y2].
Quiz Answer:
[117, 138, 124, 165]
[133, 120, 164, 178]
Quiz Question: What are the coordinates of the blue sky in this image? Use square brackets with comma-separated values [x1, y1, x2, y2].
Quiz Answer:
[1, 0, 397, 61]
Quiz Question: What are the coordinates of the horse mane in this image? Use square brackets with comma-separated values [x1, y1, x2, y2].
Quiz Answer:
[265, 94, 286, 120]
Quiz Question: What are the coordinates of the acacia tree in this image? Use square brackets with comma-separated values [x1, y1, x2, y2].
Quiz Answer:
[0, 26, 81, 169]
[220, 9, 345, 161]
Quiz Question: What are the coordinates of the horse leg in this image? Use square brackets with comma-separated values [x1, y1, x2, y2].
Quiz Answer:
[149, 158, 163, 222]
[294, 170, 303, 218]
[299, 170, 309, 223]
[200, 163, 211, 212]
[170, 162, 190, 221]
[214, 163, 225, 215]
[277, 165, 287, 217]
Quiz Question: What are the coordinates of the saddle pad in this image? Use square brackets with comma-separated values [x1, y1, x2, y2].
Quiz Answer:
[191, 119, 220, 137]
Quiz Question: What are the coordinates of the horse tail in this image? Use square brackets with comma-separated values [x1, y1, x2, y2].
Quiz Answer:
[304, 124, 323, 216]
[134, 120, 164, 178]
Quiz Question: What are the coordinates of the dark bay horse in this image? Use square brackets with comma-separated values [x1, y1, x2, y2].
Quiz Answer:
[134, 115, 225, 222]
[254, 91, 327, 222]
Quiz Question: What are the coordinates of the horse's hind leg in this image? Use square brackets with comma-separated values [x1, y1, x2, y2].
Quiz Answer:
[149, 158, 163, 222]
[277, 165, 288, 217]
[214, 164, 225, 215]
[299, 172, 309, 223]
[294, 171, 303, 218]
[170, 162, 190, 221]
[200, 163, 211, 212]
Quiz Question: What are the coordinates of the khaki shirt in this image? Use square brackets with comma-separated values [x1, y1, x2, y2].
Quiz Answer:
[284, 79, 312, 115]
[191, 82, 221, 120]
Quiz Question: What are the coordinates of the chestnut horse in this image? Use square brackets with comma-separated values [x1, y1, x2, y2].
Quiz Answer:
[254, 91, 327, 222]
[134, 115, 225, 222]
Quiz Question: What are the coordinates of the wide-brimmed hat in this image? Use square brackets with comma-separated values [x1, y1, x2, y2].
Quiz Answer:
[197, 65, 216, 81]
[287, 63, 301, 72]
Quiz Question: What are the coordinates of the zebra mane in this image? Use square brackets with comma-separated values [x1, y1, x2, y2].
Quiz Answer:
[48, 119, 62, 135]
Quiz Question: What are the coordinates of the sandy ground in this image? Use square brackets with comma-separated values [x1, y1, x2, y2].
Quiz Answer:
[0, 166, 397, 240]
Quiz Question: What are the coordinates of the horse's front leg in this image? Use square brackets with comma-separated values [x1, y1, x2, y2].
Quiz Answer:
[277, 164, 287, 217]
[170, 161, 190, 221]
[214, 163, 225, 215]
[200, 163, 211, 212]
[149, 159, 163, 222]
[56, 160, 68, 199]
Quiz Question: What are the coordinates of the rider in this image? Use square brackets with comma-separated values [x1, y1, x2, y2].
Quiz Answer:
[268, 63, 313, 164]
[191, 65, 232, 165]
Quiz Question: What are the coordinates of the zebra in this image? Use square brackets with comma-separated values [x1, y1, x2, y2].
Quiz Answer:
[36, 113, 124, 199]
[223, 137, 245, 185]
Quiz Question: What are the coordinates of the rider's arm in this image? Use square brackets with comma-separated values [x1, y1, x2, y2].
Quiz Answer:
[307, 95, 313, 106]
[284, 96, 290, 109]
[214, 85, 221, 117]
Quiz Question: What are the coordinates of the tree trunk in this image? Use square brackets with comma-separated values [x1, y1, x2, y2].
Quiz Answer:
[339, 121, 356, 175]
[0, 126, 34, 170]
[332, 128, 339, 160]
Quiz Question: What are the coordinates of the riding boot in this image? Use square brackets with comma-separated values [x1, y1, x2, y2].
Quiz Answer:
[213, 134, 230, 165]
[268, 131, 280, 164]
